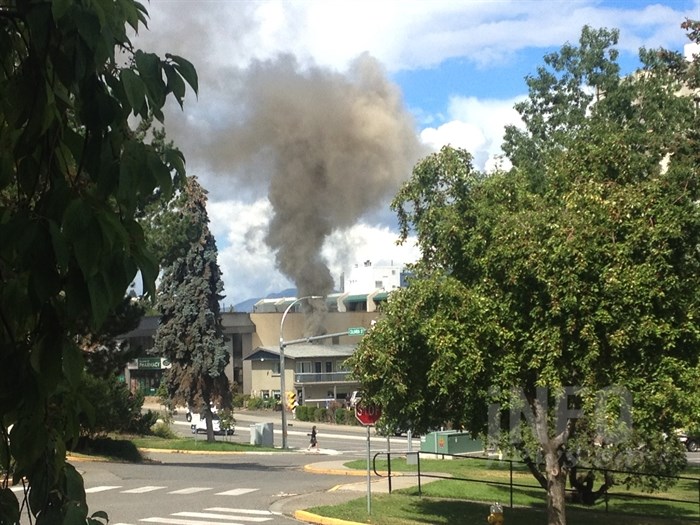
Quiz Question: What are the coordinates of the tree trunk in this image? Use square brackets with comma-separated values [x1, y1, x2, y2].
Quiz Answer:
[545, 448, 567, 525]
[205, 409, 215, 443]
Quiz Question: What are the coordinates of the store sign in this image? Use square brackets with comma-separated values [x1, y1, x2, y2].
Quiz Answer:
[137, 357, 162, 370]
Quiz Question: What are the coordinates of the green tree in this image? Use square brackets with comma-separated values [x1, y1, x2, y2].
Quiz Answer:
[0, 0, 196, 523]
[349, 23, 700, 525]
[151, 176, 231, 443]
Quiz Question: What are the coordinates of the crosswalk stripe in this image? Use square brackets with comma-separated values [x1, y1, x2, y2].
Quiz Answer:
[141, 518, 248, 525]
[167, 487, 211, 495]
[214, 488, 257, 496]
[204, 509, 272, 516]
[86, 485, 122, 493]
[173, 512, 271, 522]
[121, 486, 166, 494]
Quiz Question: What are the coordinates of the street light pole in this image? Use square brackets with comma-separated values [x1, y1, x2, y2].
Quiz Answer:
[279, 295, 322, 449]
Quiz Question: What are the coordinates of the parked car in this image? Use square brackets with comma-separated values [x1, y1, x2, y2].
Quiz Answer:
[680, 433, 699, 452]
[190, 413, 234, 435]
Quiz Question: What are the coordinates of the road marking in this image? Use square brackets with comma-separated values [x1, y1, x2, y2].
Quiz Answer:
[141, 518, 250, 525]
[214, 488, 258, 496]
[167, 487, 211, 495]
[173, 512, 271, 522]
[122, 486, 167, 494]
[86, 485, 122, 493]
[205, 509, 273, 516]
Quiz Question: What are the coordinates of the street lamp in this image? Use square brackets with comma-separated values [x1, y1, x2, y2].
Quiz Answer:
[279, 295, 322, 449]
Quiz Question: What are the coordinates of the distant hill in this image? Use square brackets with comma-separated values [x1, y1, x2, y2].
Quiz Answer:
[230, 288, 298, 313]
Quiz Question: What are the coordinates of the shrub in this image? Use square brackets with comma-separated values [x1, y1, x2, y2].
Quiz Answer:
[79, 374, 145, 437]
[131, 410, 160, 435]
[313, 407, 328, 422]
[73, 436, 143, 462]
[247, 397, 264, 410]
[296, 405, 310, 421]
[233, 393, 248, 408]
[335, 408, 348, 425]
[151, 421, 177, 439]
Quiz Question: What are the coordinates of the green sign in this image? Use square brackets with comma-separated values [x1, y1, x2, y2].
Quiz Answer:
[348, 327, 366, 336]
[137, 357, 162, 370]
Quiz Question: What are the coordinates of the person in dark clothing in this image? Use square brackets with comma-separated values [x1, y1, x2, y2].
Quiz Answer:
[307, 425, 318, 452]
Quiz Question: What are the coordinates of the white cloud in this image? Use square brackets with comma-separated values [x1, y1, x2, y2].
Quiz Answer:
[420, 96, 524, 171]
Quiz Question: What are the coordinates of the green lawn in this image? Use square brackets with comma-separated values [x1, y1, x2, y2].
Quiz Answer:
[307, 494, 697, 525]
[316, 457, 700, 524]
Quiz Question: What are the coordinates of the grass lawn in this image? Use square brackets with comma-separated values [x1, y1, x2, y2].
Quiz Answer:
[129, 435, 277, 453]
[68, 434, 277, 462]
[307, 494, 697, 525]
[312, 457, 700, 524]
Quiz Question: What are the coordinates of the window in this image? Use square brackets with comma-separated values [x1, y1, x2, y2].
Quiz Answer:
[314, 361, 322, 373]
[325, 361, 333, 373]
[297, 361, 313, 373]
[272, 362, 281, 375]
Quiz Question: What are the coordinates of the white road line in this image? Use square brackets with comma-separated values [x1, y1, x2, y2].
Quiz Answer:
[205, 509, 272, 516]
[86, 485, 122, 493]
[121, 486, 166, 494]
[214, 489, 258, 496]
[172, 512, 271, 522]
[141, 518, 247, 525]
[167, 487, 211, 495]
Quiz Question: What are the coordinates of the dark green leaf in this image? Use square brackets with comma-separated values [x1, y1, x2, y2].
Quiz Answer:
[168, 54, 198, 95]
[120, 69, 146, 116]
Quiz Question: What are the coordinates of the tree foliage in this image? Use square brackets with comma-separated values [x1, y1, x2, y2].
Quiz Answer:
[349, 22, 700, 525]
[0, 0, 196, 523]
[151, 176, 231, 443]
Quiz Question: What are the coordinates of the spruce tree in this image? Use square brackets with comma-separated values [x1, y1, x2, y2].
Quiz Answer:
[152, 177, 231, 442]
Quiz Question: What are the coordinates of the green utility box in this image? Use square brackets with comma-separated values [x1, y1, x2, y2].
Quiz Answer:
[420, 431, 483, 455]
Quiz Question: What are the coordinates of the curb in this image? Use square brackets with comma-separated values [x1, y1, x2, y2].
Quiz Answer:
[293, 509, 362, 525]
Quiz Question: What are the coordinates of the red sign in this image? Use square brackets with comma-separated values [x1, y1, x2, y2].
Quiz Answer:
[355, 402, 382, 426]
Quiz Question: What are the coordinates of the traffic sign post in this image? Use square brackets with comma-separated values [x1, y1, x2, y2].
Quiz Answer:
[355, 402, 382, 426]
[355, 402, 382, 515]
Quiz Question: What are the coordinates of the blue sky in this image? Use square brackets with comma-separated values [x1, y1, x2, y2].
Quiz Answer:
[134, 0, 700, 306]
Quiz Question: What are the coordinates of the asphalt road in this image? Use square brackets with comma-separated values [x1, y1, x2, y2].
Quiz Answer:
[176, 409, 421, 455]
[74, 450, 357, 525]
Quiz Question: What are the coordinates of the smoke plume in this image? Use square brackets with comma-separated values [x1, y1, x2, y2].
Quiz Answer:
[203, 54, 424, 332]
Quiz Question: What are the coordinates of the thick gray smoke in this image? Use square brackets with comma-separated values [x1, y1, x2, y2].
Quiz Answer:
[206, 54, 424, 333]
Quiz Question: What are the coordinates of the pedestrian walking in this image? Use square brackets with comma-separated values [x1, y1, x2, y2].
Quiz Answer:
[307, 425, 319, 452]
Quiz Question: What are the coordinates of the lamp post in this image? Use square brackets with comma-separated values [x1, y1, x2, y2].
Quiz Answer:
[279, 295, 322, 449]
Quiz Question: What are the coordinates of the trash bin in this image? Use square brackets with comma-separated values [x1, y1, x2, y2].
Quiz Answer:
[250, 424, 262, 445]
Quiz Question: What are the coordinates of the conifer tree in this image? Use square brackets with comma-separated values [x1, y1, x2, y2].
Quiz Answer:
[152, 177, 231, 442]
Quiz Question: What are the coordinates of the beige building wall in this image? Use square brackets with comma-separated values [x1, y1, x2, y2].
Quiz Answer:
[242, 311, 379, 396]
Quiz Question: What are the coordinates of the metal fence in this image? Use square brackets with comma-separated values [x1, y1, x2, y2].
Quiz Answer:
[372, 450, 700, 520]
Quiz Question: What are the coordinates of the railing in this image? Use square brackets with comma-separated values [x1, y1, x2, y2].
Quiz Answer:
[294, 371, 353, 384]
[371, 450, 700, 520]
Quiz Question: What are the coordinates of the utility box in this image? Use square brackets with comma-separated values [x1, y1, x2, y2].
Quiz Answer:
[420, 431, 482, 455]
[258, 422, 274, 447]
[250, 424, 261, 445]
[249, 423, 274, 447]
